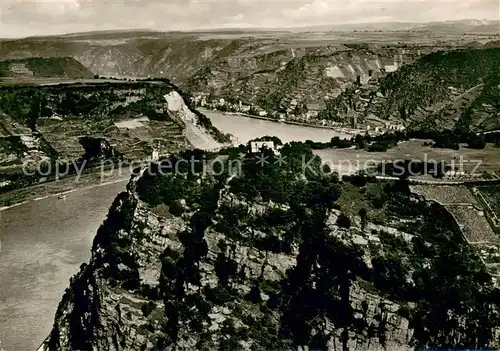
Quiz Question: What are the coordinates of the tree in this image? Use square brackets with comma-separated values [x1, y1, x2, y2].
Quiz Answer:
[358, 208, 367, 230]
[467, 134, 486, 149]
[354, 134, 365, 149]
[337, 213, 351, 229]
[350, 173, 367, 187]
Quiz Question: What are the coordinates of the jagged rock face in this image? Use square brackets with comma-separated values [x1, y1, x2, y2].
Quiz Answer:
[42, 188, 411, 350]
[164, 91, 225, 151]
[41, 148, 500, 351]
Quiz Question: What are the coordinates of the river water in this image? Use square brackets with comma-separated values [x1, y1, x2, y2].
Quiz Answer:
[0, 181, 127, 351]
[0, 110, 350, 351]
[201, 109, 352, 144]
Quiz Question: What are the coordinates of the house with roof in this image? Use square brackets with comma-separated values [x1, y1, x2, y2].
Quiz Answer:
[324, 64, 345, 79]
[250, 141, 278, 155]
[383, 60, 398, 73]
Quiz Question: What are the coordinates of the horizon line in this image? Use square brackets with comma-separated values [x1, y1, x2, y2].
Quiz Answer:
[1, 18, 498, 40]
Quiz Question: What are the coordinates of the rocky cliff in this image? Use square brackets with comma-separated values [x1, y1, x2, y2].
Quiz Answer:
[40, 144, 500, 350]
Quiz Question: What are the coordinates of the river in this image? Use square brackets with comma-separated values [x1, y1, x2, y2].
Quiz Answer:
[201, 108, 352, 144]
[0, 110, 351, 350]
[0, 181, 127, 351]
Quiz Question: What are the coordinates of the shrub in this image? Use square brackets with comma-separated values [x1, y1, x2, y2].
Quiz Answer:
[337, 213, 352, 228]
[169, 200, 184, 217]
[141, 301, 156, 317]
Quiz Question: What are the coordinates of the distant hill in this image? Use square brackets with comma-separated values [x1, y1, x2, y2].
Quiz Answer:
[379, 48, 500, 132]
[0, 20, 497, 81]
[319, 47, 500, 133]
[0, 25, 498, 134]
[35, 29, 163, 41]
[411, 20, 500, 34]
[484, 40, 500, 48]
[284, 19, 500, 34]
[0, 57, 94, 79]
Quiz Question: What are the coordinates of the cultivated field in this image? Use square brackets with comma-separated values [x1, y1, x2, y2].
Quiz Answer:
[410, 184, 500, 259]
[37, 118, 88, 159]
[410, 185, 479, 205]
[447, 205, 499, 244]
[37, 116, 187, 161]
[315, 140, 500, 176]
[476, 184, 500, 218]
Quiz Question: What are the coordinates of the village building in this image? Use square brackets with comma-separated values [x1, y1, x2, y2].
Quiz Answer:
[324, 65, 345, 79]
[151, 149, 159, 162]
[305, 110, 319, 119]
[444, 170, 467, 178]
[356, 73, 370, 85]
[241, 105, 251, 113]
[250, 141, 278, 154]
[381, 58, 399, 73]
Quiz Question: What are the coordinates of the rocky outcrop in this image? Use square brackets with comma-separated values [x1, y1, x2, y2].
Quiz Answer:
[40, 148, 500, 350]
[164, 91, 222, 151]
[40, 186, 407, 350]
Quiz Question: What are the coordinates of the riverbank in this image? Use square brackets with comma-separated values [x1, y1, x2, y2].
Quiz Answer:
[0, 170, 131, 211]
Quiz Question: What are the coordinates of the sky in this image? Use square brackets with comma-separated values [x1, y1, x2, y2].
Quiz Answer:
[0, 0, 499, 38]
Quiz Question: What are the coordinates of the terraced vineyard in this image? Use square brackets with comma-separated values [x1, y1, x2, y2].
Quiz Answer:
[477, 184, 500, 218]
[37, 118, 89, 159]
[411, 184, 500, 276]
[0, 79, 225, 193]
[447, 206, 499, 244]
[410, 184, 479, 205]
[37, 117, 187, 161]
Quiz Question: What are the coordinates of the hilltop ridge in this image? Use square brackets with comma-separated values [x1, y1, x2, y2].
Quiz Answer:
[0, 57, 93, 79]
[0, 79, 228, 197]
[1, 27, 498, 134]
[317, 47, 500, 133]
[40, 143, 500, 350]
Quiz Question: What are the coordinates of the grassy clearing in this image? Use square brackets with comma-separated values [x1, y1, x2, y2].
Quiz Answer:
[336, 180, 390, 218]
